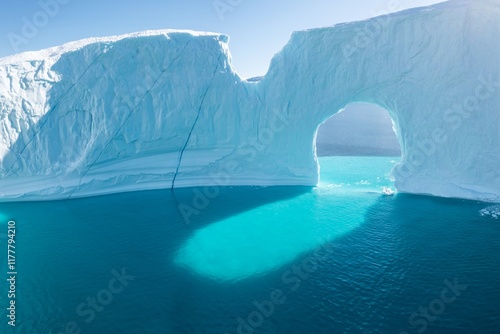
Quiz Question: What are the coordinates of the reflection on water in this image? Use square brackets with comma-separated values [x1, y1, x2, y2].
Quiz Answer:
[175, 191, 373, 281]
[175, 157, 398, 281]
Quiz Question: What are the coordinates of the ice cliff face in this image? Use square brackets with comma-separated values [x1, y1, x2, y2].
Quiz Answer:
[0, 0, 499, 202]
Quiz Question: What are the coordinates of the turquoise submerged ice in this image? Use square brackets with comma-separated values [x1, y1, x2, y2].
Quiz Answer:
[0, 0, 499, 202]
[175, 157, 398, 281]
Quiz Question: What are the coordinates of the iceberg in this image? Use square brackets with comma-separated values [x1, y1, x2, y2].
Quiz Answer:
[0, 0, 498, 202]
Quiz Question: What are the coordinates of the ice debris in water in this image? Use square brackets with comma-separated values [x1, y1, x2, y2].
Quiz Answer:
[479, 205, 500, 219]
[382, 187, 395, 196]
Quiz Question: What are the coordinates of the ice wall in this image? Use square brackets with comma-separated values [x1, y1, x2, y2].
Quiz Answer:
[0, 0, 498, 202]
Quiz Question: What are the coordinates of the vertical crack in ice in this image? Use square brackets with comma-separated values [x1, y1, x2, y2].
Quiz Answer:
[66, 41, 192, 200]
[170, 53, 223, 190]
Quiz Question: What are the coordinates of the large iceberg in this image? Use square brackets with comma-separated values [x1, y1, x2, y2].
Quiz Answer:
[0, 0, 498, 202]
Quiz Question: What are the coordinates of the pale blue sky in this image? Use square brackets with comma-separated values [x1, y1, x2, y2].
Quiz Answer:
[1, 0, 445, 78]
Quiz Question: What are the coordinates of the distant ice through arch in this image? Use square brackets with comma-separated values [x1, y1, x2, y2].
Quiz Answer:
[315, 103, 401, 157]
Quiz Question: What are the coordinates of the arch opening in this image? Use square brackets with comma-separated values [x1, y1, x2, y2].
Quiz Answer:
[314, 102, 402, 193]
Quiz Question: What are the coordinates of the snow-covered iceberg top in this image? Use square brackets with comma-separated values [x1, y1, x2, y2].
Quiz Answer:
[0, 0, 498, 202]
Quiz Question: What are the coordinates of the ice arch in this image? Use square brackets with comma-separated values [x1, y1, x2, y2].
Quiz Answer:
[0, 0, 498, 202]
[254, 0, 500, 202]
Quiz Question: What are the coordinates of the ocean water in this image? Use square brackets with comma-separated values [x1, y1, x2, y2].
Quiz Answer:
[1, 157, 500, 334]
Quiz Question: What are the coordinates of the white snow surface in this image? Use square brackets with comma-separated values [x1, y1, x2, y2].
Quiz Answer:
[0, 0, 499, 202]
